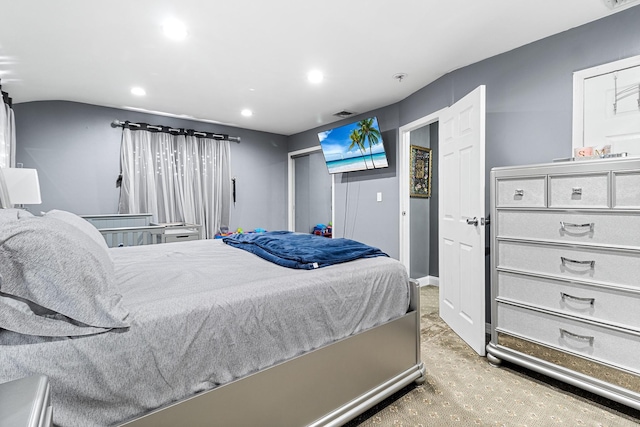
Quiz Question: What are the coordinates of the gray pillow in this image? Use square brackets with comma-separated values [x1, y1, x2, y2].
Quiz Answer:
[0, 293, 112, 337]
[0, 215, 130, 331]
[42, 209, 108, 250]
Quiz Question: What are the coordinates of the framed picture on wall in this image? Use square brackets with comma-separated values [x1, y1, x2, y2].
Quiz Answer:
[410, 145, 432, 198]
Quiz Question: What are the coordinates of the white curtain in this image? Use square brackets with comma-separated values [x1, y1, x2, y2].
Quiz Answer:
[0, 97, 16, 208]
[118, 128, 231, 238]
[0, 98, 16, 169]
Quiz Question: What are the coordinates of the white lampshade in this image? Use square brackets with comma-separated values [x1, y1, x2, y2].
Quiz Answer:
[1, 168, 42, 205]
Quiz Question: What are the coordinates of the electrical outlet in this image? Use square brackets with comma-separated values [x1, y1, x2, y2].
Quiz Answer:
[376, 192, 382, 202]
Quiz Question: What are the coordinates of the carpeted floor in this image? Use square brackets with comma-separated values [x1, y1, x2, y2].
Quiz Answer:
[346, 285, 640, 427]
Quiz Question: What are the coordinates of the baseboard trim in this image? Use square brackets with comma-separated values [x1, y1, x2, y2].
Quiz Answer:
[414, 276, 439, 287]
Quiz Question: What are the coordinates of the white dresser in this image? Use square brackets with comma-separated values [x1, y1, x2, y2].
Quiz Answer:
[486, 157, 640, 410]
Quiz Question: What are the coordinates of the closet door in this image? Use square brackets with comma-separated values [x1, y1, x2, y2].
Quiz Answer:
[294, 152, 332, 234]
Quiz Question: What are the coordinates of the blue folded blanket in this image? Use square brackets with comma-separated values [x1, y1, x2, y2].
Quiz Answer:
[222, 231, 388, 269]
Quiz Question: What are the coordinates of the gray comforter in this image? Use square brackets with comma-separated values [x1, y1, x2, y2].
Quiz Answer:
[0, 239, 409, 427]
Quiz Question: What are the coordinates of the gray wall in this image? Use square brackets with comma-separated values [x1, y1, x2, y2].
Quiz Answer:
[13, 101, 289, 232]
[11, 7, 640, 310]
[288, 6, 640, 320]
[288, 105, 401, 258]
[402, 6, 640, 212]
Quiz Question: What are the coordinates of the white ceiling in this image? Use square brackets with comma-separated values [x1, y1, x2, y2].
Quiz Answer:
[0, 0, 630, 136]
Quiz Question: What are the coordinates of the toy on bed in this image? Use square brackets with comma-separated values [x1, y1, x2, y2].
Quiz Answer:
[214, 226, 267, 238]
[312, 222, 332, 238]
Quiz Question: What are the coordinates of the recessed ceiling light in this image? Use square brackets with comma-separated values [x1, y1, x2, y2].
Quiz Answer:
[131, 87, 146, 96]
[163, 19, 188, 40]
[307, 70, 324, 84]
[241, 109, 253, 117]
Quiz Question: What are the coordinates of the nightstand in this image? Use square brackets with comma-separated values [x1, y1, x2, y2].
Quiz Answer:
[0, 375, 52, 427]
[151, 222, 202, 243]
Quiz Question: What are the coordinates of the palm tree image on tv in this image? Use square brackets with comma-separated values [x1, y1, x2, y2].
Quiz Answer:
[317, 117, 389, 174]
[356, 117, 382, 169]
[348, 128, 371, 169]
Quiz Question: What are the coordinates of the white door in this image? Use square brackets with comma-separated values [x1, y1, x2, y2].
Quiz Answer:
[438, 85, 486, 356]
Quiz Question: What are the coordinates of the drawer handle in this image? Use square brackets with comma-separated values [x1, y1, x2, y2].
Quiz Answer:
[560, 292, 595, 306]
[572, 187, 582, 195]
[560, 328, 594, 346]
[514, 189, 524, 196]
[561, 256, 595, 269]
[560, 221, 594, 233]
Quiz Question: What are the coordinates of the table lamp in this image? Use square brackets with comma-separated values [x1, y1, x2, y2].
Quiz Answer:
[0, 168, 42, 208]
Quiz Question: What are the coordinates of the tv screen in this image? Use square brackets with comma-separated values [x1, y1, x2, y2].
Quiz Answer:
[317, 117, 389, 174]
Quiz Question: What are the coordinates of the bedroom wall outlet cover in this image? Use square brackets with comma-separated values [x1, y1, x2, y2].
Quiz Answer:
[377, 192, 382, 202]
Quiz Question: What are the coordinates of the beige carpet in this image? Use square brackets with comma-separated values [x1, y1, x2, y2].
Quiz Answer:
[346, 286, 640, 427]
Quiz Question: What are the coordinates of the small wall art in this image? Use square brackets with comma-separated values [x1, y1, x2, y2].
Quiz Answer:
[410, 145, 432, 198]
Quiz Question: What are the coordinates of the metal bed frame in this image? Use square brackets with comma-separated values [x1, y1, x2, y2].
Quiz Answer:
[119, 280, 425, 427]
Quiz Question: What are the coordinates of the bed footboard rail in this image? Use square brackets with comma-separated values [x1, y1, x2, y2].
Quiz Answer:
[119, 279, 424, 427]
[408, 278, 424, 378]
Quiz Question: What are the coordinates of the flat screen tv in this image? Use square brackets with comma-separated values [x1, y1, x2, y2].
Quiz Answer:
[317, 117, 389, 174]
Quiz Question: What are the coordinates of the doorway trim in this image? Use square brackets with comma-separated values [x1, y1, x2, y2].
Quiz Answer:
[287, 146, 335, 232]
[398, 108, 447, 274]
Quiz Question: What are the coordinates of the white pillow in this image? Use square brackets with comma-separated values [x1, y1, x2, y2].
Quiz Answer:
[42, 209, 108, 250]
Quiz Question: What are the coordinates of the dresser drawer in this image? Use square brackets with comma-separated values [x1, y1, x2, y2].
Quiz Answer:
[496, 176, 546, 208]
[497, 303, 640, 375]
[164, 233, 199, 243]
[548, 172, 609, 208]
[613, 171, 640, 209]
[496, 210, 640, 249]
[497, 240, 640, 289]
[496, 271, 640, 330]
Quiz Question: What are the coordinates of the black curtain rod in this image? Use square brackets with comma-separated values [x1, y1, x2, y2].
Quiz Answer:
[1, 91, 10, 107]
[111, 119, 241, 143]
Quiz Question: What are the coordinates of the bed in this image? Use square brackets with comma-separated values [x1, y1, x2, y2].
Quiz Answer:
[0, 208, 424, 427]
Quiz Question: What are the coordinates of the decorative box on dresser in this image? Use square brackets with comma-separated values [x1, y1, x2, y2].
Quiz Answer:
[486, 156, 640, 410]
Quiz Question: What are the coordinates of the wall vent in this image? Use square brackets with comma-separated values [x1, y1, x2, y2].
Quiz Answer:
[333, 110, 355, 118]
[603, 0, 640, 9]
